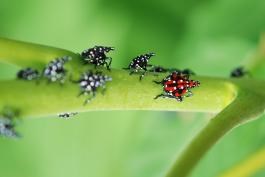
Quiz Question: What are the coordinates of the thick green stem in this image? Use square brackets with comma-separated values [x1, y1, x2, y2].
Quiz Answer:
[164, 36, 265, 177]
[0, 37, 236, 118]
[1, 37, 265, 177]
[165, 88, 265, 177]
[0, 37, 77, 68]
[0, 75, 235, 118]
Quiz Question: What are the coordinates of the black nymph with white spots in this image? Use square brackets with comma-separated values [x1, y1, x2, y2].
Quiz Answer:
[17, 67, 40, 80]
[74, 71, 112, 105]
[81, 46, 114, 70]
[58, 112, 78, 119]
[123, 52, 155, 80]
[230, 66, 249, 78]
[43, 56, 71, 83]
[0, 117, 19, 138]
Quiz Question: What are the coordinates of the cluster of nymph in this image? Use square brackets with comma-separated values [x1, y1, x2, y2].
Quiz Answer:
[2, 45, 250, 138]
[0, 46, 202, 138]
[17, 46, 201, 104]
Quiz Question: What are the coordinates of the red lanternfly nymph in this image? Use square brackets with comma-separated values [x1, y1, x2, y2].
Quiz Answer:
[154, 71, 200, 102]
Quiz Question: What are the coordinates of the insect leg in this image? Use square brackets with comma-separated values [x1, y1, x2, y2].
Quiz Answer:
[83, 92, 96, 105]
[154, 93, 176, 99]
[77, 90, 86, 97]
[105, 57, 112, 71]
[139, 68, 147, 81]
[182, 69, 195, 75]
[101, 85, 106, 95]
[154, 93, 166, 99]
[153, 80, 163, 84]
[176, 96, 183, 102]
[129, 70, 135, 75]
[185, 90, 193, 97]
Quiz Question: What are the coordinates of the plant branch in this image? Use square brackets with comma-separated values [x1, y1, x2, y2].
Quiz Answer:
[0, 37, 237, 118]
[1, 37, 265, 177]
[0, 37, 78, 69]
[165, 86, 265, 177]
[0, 75, 237, 118]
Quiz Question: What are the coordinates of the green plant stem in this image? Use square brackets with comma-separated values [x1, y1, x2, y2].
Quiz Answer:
[0, 37, 236, 118]
[165, 84, 265, 177]
[0, 75, 236, 118]
[164, 36, 265, 177]
[1, 37, 265, 177]
[0, 37, 77, 69]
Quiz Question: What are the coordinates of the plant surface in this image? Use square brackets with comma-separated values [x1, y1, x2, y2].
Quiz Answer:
[1, 37, 265, 177]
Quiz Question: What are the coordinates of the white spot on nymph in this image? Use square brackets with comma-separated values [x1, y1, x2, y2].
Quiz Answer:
[80, 81, 87, 86]
[173, 81, 176, 84]
[86, 85, 91, 90]
[95, 81, 100, 87]
[174, 87, 177, 90]
[57, 63, 62, 67]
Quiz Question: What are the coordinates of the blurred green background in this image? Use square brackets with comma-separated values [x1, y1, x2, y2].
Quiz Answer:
[1, 0, 265, 177]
